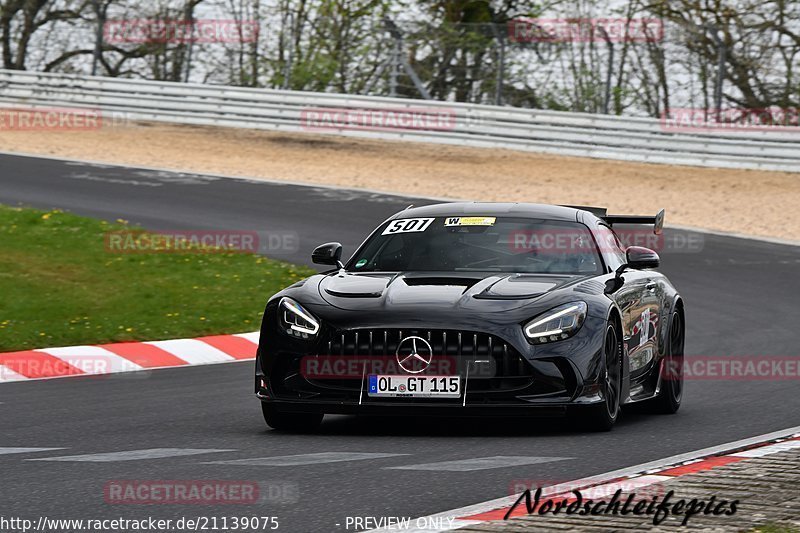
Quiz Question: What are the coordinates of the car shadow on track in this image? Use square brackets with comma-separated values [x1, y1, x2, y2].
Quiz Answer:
[263, 410, 657, 437]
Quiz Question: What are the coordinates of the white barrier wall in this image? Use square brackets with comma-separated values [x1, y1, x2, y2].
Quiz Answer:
[1, 69, 798, 172]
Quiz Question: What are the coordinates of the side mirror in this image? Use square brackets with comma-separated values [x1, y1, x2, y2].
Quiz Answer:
[605, 246, 661, 294]
[312, 242, 343, 267]
[626, 246, 660, 269]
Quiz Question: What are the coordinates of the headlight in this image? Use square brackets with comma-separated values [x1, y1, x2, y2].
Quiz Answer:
[278, 297, 320, 339]
[524, 302, 587, 344]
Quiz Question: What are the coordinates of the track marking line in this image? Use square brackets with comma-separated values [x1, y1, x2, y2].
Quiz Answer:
[387, 456, 571, 472]
[730, 439, 800, 457]
[0, 447, 66, 455]
[28, 448, 235, 462]
[365, 424, 800, 533]
[205, 452, 408, 467]
[656, 455, 743, 476]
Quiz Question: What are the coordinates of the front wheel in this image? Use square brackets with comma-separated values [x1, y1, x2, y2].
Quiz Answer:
[261, 403, 323, 432]
[574, 322, 622, 432]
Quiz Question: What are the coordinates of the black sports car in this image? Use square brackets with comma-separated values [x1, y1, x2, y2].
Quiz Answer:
[255, 203, 684, 431]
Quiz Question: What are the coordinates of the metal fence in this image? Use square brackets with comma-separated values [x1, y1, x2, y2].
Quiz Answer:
[1, 69, 798, 172]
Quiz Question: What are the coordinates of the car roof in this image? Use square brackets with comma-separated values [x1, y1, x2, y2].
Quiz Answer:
[393, 202, 593, 223]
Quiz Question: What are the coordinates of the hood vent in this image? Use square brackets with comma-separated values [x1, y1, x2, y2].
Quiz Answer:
[325, 288, 383, 298]
[403, 277, 481, 289]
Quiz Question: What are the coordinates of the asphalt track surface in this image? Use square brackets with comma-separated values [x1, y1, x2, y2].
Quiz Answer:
[2, 152, 799, 532]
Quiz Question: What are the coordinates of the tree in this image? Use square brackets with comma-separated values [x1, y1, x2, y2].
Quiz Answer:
[649, 0, 800, 113]
[1, 0, 90, 70]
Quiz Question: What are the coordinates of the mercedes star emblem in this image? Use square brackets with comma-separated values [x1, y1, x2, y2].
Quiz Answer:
[396, 336, 434, 374]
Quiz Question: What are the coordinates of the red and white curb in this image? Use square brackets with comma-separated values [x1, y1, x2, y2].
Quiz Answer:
[0, 332, 259, 382]
[368, 425, 800, 532]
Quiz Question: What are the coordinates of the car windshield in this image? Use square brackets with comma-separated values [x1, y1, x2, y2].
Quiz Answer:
[348, 216, 604, 274]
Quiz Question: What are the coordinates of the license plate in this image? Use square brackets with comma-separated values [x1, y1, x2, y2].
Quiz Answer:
[368, 375, 461, 398]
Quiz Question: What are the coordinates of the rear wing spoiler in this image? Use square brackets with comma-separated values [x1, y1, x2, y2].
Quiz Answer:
[604, 209, 665, 235]
[563, 205, 665, 235]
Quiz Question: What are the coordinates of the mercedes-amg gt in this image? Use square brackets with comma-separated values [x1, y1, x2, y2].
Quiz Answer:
[255, 203, 684, 431]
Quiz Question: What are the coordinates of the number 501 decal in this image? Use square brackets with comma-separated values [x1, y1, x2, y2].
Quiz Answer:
[381, 218, 435, 235]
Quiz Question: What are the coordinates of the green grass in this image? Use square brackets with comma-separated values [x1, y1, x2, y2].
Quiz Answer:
[0, 205, 314, 351]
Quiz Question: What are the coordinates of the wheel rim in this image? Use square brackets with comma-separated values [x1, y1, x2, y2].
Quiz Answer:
[668, 312, 684, 402]
[603, 325, 621, 418]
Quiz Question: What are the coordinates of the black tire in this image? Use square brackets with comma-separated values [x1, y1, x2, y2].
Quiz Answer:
[261, 403, 323, 432]
[575, 321, 623, 432]
[647, 310, 684, 414]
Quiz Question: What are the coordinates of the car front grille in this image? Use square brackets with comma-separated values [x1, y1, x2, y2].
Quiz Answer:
[271, 328, 576, 401]
[322, 328, 533, 379]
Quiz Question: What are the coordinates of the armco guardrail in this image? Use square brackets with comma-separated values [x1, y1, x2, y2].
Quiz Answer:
[1, 70, 798, 172]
